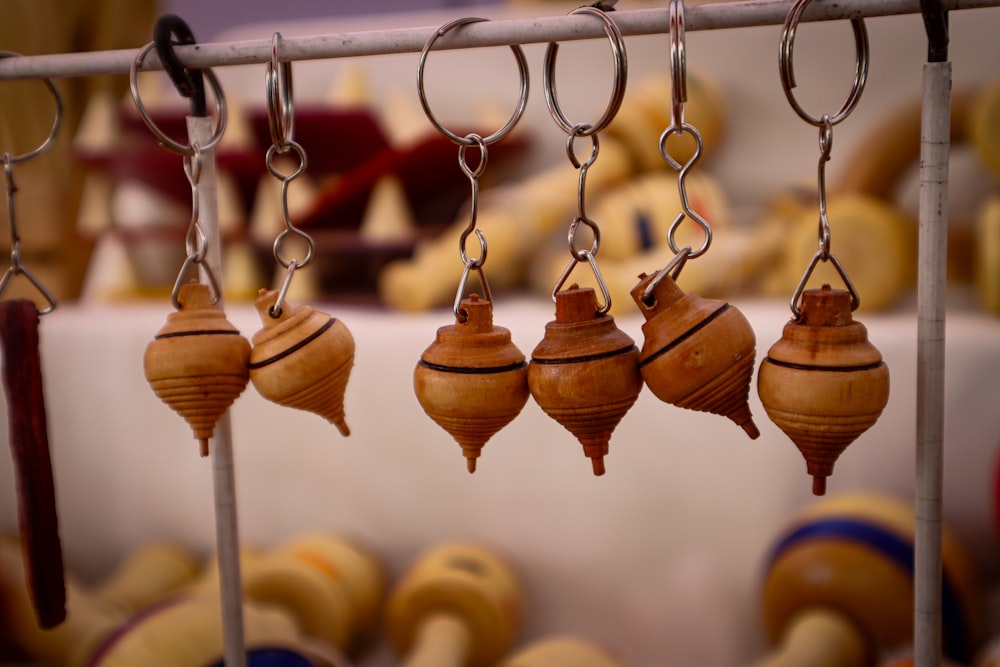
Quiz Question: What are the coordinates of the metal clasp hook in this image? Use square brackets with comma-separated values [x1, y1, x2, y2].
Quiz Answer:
[418, 16, 529, 321]
[642, 0, 711, 302]
[0, 57, 63, 315]
[264, 32, 316, 318]
[779, 0, 867, 317]
[543, 5, 626, 315]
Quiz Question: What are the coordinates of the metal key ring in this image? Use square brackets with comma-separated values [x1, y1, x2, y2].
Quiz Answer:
[266, 32, 294, 151]
[669, 0, 687, 128]
[778, 0, 869, 128]
[543, 5, 628, 137]
[0, 52, 62, 164]
[417, 17, 529, 147]
[129, 41, 228, 156]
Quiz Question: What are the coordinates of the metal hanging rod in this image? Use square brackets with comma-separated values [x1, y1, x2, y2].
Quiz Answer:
[0, 0, 995, 81]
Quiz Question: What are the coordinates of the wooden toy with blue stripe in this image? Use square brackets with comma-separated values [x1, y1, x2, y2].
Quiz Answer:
[754, 492, 981, 667]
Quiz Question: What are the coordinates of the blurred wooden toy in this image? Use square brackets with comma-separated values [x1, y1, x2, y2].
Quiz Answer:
[528, 286, 642, 476]
[84, 594, 353, 667]
[0, 537, 199, 667]
[975, 194, 1000, 314]
[529, 169, 765, 315]
[876, 653, 965, 667]
[499, 636, 629, 667]
[143, 282, 251, 457]
[1, 535, 373, 666]
[761, 192, 916, 313]
[233, 534, 385, 655]
[414, 294, 529, 472]
[187, 535, 383, 661]
[757, 286, 889, 495]
[970, 76, 1000, 177]
[385, 542, 523, 667]
[249, 289, 355, 435]
[975, 635, 1000, 667]
[631, 267, 759, 438]
[755, 492, 981, 666]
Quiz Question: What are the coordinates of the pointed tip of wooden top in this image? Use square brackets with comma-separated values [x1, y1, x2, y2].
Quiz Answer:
[812, 475, 827, 496]
[741, 418, 761, 440]
[335, 420, 350, 437]
[199, 438, 210, 457]
[591, 456, 606, 476]
[466, 457, 477, 473]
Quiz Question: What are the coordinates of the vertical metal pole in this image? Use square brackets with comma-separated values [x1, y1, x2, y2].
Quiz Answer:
[188, 115, 247, 667]
[914, 59, 951, 667]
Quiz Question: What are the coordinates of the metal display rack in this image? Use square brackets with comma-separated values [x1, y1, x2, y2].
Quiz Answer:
[0, 1, 996, 666]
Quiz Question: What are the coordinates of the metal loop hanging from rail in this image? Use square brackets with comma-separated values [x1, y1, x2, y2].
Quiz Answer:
[0, 56, 63, 314]
[418, 15, 529, 321]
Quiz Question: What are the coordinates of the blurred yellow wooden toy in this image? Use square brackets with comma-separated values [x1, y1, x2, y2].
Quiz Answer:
[0, 535, 378, 666]
[974, 194, 1000, 314]
[191, 533, 385, 656]
[759, 191, 916, 312]
[0, 536, 199, 667]
[499, 636, 629, 667]
[753, 492, 981, 667]
[385, 542, 523, 667]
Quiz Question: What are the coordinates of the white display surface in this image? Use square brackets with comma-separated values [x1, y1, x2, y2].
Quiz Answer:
[1, 295, 998, 665]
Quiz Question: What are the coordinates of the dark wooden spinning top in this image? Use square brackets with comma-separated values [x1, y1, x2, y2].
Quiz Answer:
[528, 285, 642, 475]
[631, 269, 759, 438]
[414, 294, 529, 472]
[757, 285, 890, 495]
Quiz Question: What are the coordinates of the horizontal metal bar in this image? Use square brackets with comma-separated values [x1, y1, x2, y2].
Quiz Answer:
[0, 0, 996, 81]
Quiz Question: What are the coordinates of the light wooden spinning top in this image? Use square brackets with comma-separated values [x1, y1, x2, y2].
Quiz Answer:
[757, 286, 890, 495]
[414, 294, 529, 473]
[144, 283, 251, 457]
[631, 269, 759, 438]
[249, 289, 354, 435]
[528, 285, 642, 475]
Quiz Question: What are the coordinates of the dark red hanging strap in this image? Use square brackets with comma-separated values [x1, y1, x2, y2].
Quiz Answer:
[0, 298, 65, 628]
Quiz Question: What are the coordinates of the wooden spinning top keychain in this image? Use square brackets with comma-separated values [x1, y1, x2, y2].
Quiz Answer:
[248, 34, 355, 435]
[757, 2, 889, 495]
[0, 64, 66, 628]
[530, 7, 642, 476]
[630, 0, 759, 439]
[134, 40, 251, 458]
[412, 18, 530, 472]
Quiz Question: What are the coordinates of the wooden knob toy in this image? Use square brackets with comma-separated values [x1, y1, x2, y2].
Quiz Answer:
[143, 282, 251, 457]
[757, 492, 981, 667]
[499, 636, 628, 667]
[83, 594, 355, 667]
[385, 542, 523, 667]
[630, 269, 759, 438]
[414, 294, 529, 472]
[757, 285, 890, 494]
[237, 534, 385, 655]
[249, 289, 355, 435]
[0, 537, 199, 667]
[528, 285, 643, 475]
